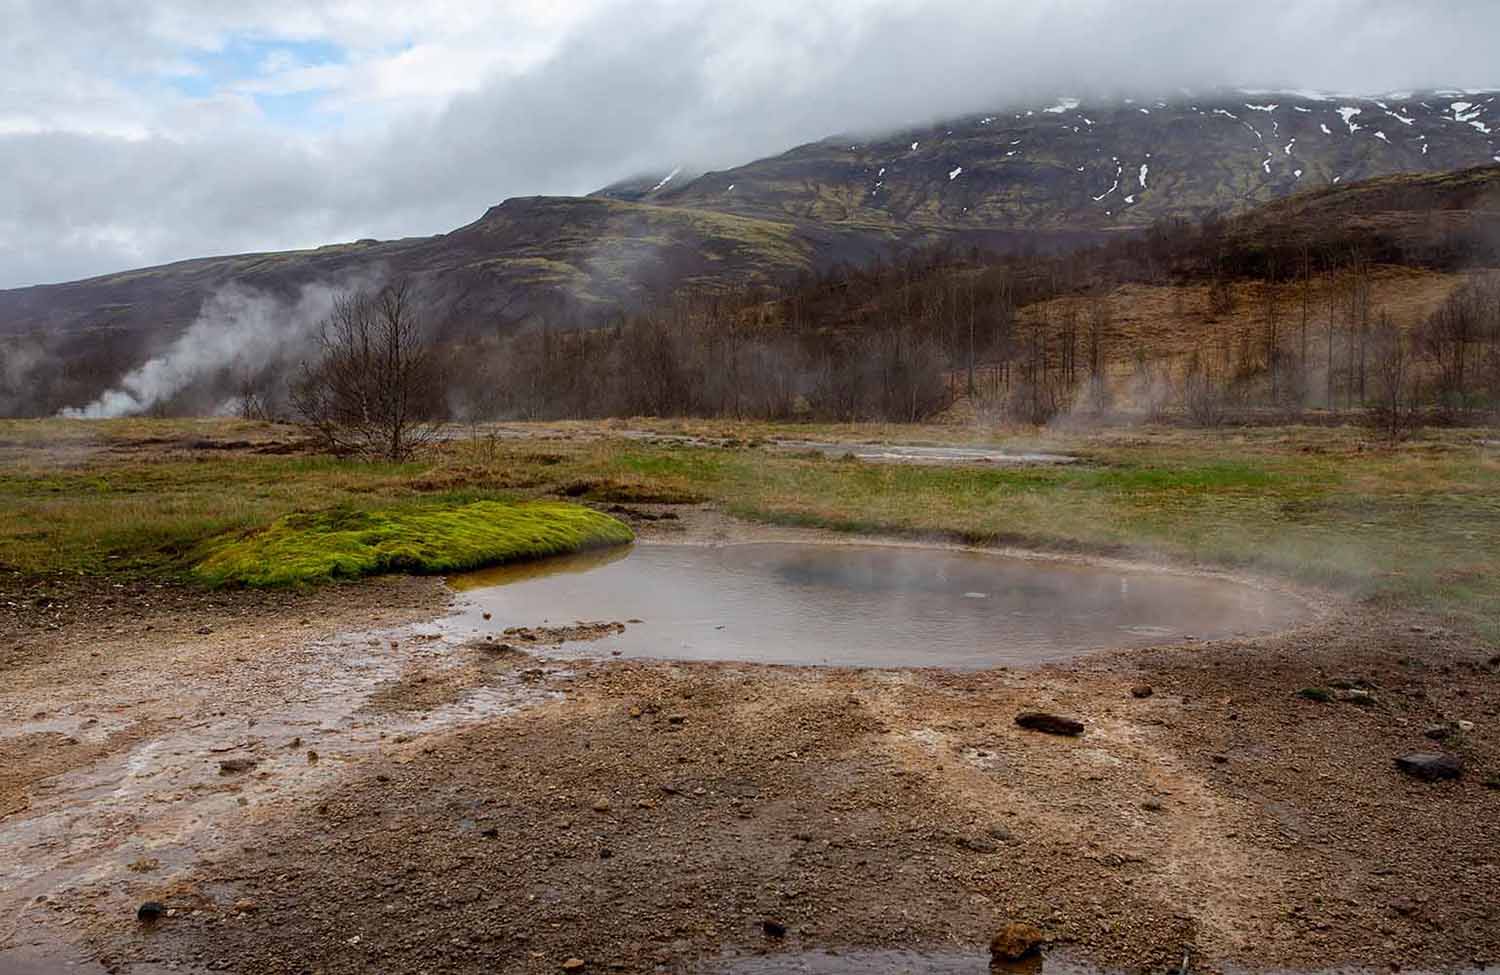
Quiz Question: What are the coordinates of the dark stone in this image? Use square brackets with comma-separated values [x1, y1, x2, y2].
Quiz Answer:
[989, 922, 1045, 961]
[1394, 752, 1462, 781]
[1423, 723, 1456, 741]
[762, 919, 787, 939]
[1130, 684, 1154, 699]
[1014, 712, 1084, 736]
[217, 757, 258, 775]
[137, 901, 165, 923]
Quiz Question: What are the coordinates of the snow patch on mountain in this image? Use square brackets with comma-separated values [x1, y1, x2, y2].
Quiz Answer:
[650, 167, 682, 192]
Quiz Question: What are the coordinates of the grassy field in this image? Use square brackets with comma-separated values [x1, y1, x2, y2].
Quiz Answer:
[1, 418, 1497, 635]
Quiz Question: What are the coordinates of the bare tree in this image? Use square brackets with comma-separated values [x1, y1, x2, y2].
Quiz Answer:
[292, 283, 446, 460]
[1366, 313, 1422, 444]
[1183, 347, 1228, 427]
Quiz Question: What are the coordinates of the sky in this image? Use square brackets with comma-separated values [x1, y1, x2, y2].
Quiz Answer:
[4, 0, 1500, 289]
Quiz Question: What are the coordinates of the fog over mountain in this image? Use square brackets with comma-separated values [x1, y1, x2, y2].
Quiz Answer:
[6, 0, 1500, 289]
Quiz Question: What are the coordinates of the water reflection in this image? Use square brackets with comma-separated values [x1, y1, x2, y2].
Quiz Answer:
[449, 543, 1307, 669]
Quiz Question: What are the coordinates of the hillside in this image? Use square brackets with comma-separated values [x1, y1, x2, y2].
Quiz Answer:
[643, 89, 1500, 232]
[0, 197, 843, 341]
[4, 90, 1500, 419]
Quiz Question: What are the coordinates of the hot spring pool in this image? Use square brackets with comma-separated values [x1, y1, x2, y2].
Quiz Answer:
[448, 543, 1307, 669]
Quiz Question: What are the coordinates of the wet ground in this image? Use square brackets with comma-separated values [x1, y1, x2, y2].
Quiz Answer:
[1, 516, 1496, 975]
[766, 441, 1075, 465]
[698, 948, 1099, 973]
[448, 543, 1308, 669]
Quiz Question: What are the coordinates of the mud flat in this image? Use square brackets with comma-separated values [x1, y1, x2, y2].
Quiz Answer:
[1, 518, 1496, 975]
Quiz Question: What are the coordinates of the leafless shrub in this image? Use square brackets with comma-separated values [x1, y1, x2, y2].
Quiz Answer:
[1182, 349, 1229, 427]
[1366, 314, 1423, 444]
[291, 282, 445, 460]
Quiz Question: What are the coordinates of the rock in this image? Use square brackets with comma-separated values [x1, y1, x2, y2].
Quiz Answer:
[986, 825, 1014, 842]
[1394, 752, 1463, 781]
[1130, 684, 1154, 699]
[1390, 897, 1418, 916]
[1333, 688, 1378, 707]
[1297, 687, 1333, 703]
[591, 797, 612, 813]
[667, 714, 686, 725]
[989, 921, 1045, 961]
[1141, 800, 1164, 812]
[233, 898, 257, 914]
[196, 626, 214, 635]
[217, 757, 258, 775]
[762, 919, 787, 939]
[1423, 723, 1456, 741]
[960, 835, 999, 853]
[561, 959, 586, 971]
[1014, 712, 1084, 736]
[306, 750, 319, 764]
[137, 901, 166, 923]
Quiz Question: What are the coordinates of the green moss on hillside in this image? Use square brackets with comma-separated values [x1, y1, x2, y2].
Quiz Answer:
[193, 500, 633, 587]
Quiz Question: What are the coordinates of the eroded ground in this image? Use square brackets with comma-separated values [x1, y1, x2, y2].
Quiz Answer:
[2, 510, 1497, 975]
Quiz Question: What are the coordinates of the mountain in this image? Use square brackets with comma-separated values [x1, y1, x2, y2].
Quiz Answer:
[652, 90, 1500, 232]
[3, 89, 1499, 349]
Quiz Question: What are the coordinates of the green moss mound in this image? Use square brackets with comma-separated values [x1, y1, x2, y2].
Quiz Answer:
[193, 500, 633, 587]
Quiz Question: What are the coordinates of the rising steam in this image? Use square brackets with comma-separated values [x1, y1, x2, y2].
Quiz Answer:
[58, 281, 354, 419]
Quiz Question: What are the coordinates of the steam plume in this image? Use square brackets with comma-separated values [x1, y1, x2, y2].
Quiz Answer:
[58, 281, 350, 419]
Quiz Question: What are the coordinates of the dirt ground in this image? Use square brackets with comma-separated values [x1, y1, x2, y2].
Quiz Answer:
[1, 511, 1497, 975]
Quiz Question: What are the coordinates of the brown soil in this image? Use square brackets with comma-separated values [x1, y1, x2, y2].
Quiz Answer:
[2, 524, 1497, 975]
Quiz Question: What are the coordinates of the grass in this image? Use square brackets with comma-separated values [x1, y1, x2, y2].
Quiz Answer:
[192, 500, 634, 587]
[1, 418, 1497, 637]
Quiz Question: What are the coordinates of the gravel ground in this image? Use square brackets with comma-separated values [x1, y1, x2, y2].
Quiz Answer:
[1, 524, 1497, 975]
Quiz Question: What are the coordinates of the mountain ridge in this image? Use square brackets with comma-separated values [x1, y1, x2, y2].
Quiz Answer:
[3, 89, 1499, 349]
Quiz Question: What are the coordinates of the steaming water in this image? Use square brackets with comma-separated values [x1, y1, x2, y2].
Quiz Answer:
[770, 440, 1075, 465]
[449, 543, 1307, 668]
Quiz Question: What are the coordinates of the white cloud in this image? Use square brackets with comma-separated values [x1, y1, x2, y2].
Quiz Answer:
[4, 0, 1500, 287]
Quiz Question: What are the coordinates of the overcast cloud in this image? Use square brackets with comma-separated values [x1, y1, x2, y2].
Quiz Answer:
[4, 0, 1499, 289]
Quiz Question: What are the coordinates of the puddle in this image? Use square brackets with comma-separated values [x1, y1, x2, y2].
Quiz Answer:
[697, 953, 1500, 975]
[698, 949, 1092, 974]
[771, 440, 1074, 465]
[448, 543, 1307, 669]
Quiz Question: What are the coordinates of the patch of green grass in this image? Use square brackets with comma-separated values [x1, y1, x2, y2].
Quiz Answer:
[4, 421, 1500, 640]
[192, 500, 633, 587]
